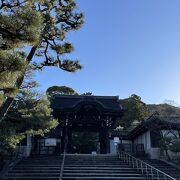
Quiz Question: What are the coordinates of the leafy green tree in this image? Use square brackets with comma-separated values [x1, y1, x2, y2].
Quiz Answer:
[46, 85, 78, 98]
[169, 139, 180, 153]
[82, 92, 93, 95]
[0, 0, 84, 121]
[0, 69, 57, 155]
[159, 136, 180, 160]
[159, 136, 172, 160]
[0, 88, 58, 157]
[147, 113, 180, 160]
[148, 103, 180, 117]
[117, 94, 148, 130]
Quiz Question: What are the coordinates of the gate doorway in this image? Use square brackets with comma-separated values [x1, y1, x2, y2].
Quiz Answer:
[70, 131, 99, 154]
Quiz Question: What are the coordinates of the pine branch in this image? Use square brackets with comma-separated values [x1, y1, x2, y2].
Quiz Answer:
[0, 0, 27, 10]
[0, 0, 84, 121]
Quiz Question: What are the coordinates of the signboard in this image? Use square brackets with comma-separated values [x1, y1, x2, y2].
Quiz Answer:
[45, 138, 57, 146]
[114, 137, 120, 143]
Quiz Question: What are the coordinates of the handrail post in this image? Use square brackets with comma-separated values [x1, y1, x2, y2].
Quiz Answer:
[141, 161, 143, 174]
[129, 156, 131, 166]
[151, 167, 153, 180]
[59, 137, 67, 180]
[146, 164, 148, 179]
[136, 159, 138, 171]
[132, 157, 134, 168]
[157, 170, 159, 180]
[59, 115, 69, 180]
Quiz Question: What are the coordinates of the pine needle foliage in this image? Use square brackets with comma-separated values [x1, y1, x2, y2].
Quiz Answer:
[0, 89, 58, 155]
[0, 0, 84, 119]
[46, 85, 78, 99]
[117, 94, 148, 130]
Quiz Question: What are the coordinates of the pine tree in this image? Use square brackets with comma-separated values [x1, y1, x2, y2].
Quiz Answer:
[117, 94, 148, 130]
[0, 89, 59, 156]
[0, 0, 84, 121]
[46, 85, 78, 99]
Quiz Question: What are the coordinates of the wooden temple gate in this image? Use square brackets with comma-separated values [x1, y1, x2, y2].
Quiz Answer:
[51, 95, 123, 154]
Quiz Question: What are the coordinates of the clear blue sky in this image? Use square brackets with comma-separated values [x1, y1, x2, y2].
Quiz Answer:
[35, 0, 180, 105]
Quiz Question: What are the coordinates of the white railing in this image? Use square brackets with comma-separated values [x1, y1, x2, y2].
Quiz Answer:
[118, 151, 176, 180]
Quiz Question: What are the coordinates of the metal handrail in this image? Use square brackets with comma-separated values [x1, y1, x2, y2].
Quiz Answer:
[59, 116, 69, 180]
[59, 149, 66, 180]
[118, 151, 176, 180]
[59, 137, 68, 180]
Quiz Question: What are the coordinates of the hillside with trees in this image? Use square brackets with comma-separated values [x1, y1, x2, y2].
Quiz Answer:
[116, 95, 180, 130]
[147, 103, 180, 117]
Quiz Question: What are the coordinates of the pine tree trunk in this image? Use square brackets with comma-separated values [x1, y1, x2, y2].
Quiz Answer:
[0, 45, 38, 121]
[0, 97, 14, 121]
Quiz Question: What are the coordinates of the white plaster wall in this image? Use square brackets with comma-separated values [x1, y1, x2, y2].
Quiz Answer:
[110, 139, 117, 154]
[147, 148, 160, 159]
[133, 130, 161, 159]
[17, 135, 32, 157]
[134, 130, 151, 151]
[162, 130, 179, 137]
[110, 139, 132, 154]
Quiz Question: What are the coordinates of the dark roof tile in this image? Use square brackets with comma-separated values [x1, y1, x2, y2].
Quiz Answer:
[51, 95, 122, 113]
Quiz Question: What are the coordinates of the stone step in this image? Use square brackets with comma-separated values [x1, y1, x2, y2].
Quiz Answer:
[8, 169, 137, 173]
[65, 160, 122, 162]
[2, 177, 149, 180]
[19, 161, 62, 163]
[15, 165, 62, 167]
[2, 177, 146, 180]
[64, 162, 125, 164]
[8, 170, 60, 172]
[63, 170, 137, 173]
[12, 167, 135, 171]
[13, 167, 61, 170]
[64, 158, 119, 160]
[2, 177, 60, 180]
[63, 173, 144, 177]
[63, 165, 130, 167]
[6, 173, 60, 177]
[6, 173, 143, 177]
[64, 166, 136, 171]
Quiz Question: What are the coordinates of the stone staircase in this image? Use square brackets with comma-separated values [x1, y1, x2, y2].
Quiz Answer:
[2, 154, 147, 180]
[63, 154, 146, 179]
[140, 158, 180, 180]
[1, 155, 62, 180]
